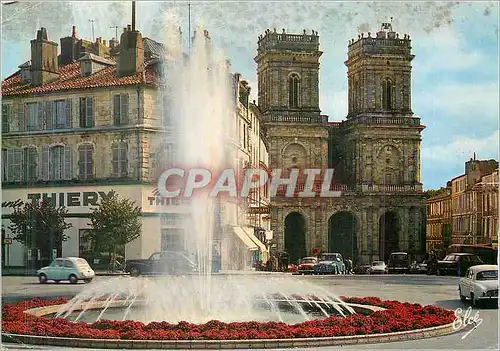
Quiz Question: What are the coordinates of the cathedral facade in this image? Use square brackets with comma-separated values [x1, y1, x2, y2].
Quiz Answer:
[255, 24, 427, 265]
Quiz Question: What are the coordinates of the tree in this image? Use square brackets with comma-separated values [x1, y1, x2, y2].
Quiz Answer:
[87, 190, 142, 270]
[8, 199, 72, 265]
[423, 187, 448, 199]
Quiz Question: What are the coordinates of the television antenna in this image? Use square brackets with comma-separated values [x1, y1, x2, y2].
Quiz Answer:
[89, 19, 96, 41]
[110, 26, 119, 39]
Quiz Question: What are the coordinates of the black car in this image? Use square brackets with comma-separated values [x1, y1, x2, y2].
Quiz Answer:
[124, 251, 197, 277]
[387, 252, 410, 274]
[436, 253, 483, 276]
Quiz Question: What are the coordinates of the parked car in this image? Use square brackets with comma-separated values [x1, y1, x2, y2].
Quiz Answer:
[124, 251, 197, 277]
[367, 261, 387, 274]
[287, 263, 298, 273]
[313, 253, 346, 275]
[458, 264, 498, 307]
[410, 260, 428, 274]
[295, 257, 318, 275]
[37, 257, 95, 284]
[354, 264, 372, 274]
[387, 252, 410, 274]
[436, 253, 483, 277]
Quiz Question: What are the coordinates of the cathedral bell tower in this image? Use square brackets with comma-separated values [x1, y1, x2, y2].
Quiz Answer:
[343, 22, 425, 188]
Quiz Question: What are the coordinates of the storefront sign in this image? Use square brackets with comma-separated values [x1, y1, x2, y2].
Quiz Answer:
[248, 207, 271, 214]
[26, 191, 115, 207]
[3, 238, 12, 245]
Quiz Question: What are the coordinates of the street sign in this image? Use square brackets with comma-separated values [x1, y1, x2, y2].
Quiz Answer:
[3, 238, 12, 245]
[247, 207, 271, 214]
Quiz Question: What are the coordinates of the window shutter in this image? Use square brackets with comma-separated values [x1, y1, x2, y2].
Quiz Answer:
[6, 149, 14, 182]
[113, 95, 120, 125]
[44, 101, 54, 130]
[86, 97, 94, 127]
[79, 98, 86, 127]
[112, 143, 118, 176]
[35, 102, 43, 130]
[65, 99, 73, 128]
[27, 147, 38, 182]
[63, 145, 72, 180]
[41, 145, 50, 181]
[78, 146, 85, 179]
[1, 104, 9, 133]
[13, 148, 24, 181]
[17, 103, 26, 132]
[121, 94, 129, 124]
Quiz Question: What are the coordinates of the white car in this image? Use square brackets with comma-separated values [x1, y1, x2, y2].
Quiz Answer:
[458, 264, 498, 306]
[37, 257, 95, 284]
[367, 261, 387, 274]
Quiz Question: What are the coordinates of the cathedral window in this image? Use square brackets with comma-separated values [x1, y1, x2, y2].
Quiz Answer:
[288, 74, 300, 108]
[382, 78, 393, 110]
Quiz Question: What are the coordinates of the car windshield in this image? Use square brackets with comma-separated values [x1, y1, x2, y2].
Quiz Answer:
[372, 261, 384, 266]
[476, 270, 498, 280]
[391, 254, 407, 259]
[443, 255, 458, 261]
[321, 254, 341, 261]
[301, 258, 316, 264]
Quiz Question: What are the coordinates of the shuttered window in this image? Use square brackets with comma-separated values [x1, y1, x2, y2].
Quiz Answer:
[79, 97, 94, 127]
[54, 99, 72, 129]
[2, 104, 10, 133]
[26, 103, 40, 131]
[78, 144, 94, 179]
[48, 145, 72, 181]
[113, 94, 129, 125]
[111, 142, 128, 177]
[24, 146, 38, 183]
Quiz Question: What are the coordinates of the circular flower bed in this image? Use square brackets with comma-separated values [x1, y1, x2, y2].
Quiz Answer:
[2, 296, 455, 340]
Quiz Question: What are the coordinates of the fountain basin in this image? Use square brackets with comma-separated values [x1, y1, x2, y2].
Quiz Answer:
[2, 296, 457, 349]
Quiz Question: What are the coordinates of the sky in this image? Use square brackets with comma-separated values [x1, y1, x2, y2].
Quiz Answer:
[1, 1, 499, 190]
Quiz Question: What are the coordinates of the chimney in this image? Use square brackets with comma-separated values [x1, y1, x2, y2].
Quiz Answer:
[60, 26, 79, 65]
[31, 27, 59, 86]
[116, 24, 144, 77]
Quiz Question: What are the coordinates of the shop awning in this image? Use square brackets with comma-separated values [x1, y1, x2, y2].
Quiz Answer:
[241, 226, 268, 253]
[232, 226, 258, 251]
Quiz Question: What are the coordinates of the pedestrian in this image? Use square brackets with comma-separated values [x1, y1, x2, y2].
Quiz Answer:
[346, 257, 353, 274]
[281, 250, 289, 272]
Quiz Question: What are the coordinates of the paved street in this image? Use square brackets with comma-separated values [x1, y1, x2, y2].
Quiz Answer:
[2, 274, 498, 350]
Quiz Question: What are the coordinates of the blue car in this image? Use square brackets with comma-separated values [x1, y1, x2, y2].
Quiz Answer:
[313, 253, 346, 275]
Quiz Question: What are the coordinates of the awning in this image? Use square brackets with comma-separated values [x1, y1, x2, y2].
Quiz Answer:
[232, 226, 258, 251]
[241, 226, 268, 254]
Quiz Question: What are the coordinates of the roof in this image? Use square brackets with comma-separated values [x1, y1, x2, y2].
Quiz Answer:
[2, 61, 159, 96]
[468, 264, 498, 272]
[427, 192, 451, 202]
[143, 37, 166, 59]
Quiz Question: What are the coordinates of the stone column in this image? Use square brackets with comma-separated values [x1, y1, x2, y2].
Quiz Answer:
[367, 206, 373, 263]
[372, 208, 380, 261]
[400, 207, 410, 252]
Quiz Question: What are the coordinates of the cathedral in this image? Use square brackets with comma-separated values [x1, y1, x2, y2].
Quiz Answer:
[255, 23, 427, 265]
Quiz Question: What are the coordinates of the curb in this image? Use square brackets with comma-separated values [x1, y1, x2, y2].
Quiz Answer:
[2, 322, 456, 349]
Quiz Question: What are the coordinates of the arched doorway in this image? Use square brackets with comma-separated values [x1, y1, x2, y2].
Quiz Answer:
[284, 212, 306, 264]
[379, 211, 400, 262]
[328, 212, 358, 262]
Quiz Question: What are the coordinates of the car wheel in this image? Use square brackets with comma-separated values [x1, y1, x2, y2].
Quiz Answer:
[130, 267, 141, 277]
[459, 287, 467, 302]
[84, 279, 92, 284]
[38, 274, 47, 284]
[69, 274, 78, 284]
[54, 280, 60, 284]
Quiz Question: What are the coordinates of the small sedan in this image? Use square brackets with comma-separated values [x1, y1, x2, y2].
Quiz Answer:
[294, 257, 318, 275]
[367, 261, 387, 274]
[37, 257, 95, 284]
[458, 264, 498, 307]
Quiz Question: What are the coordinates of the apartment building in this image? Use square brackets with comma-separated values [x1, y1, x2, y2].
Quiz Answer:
[426, 157, 498, 250]
[1, 23, 269, 269]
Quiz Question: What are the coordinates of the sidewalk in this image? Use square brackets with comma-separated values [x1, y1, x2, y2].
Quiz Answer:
[1, 267, 127, 277]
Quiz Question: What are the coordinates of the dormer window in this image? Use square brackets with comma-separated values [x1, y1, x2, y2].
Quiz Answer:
[79, 53, 115, 77]
[81, 60, 92, 76]
[18, 60, 32, 84]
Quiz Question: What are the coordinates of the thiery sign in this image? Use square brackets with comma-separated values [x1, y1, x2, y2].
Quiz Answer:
[2, 191, 114, 208]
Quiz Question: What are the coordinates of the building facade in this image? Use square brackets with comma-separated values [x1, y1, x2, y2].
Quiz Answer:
[1, 24, 269, 269]
[255, 24, 427, 265]
[426, 157, 498, 250]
